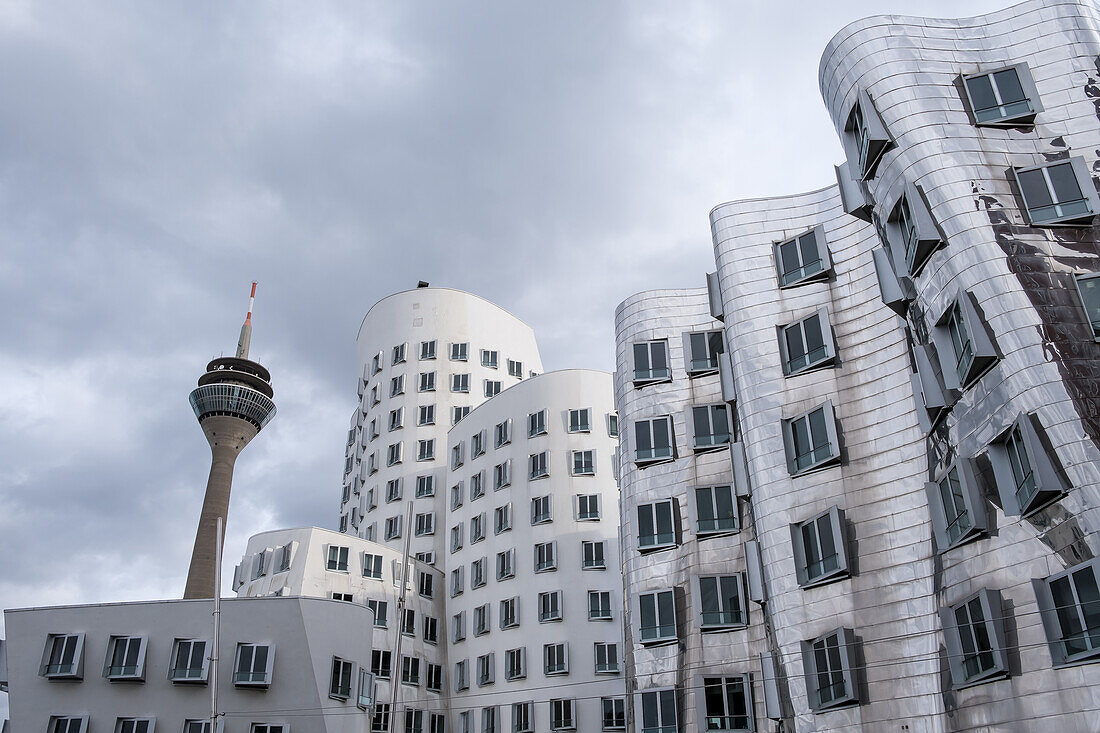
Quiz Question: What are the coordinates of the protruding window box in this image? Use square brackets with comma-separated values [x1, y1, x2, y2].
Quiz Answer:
[637, 590, 678, 646]
[940, 588, 1010, 688]
[842, 89, 893, 181]
[778, 309, 837, 376]
[835, 162, 873, 222]
[925, 461, 987, 552]
[961, 63, 1042, 127]
[40, 633, 85, 681]
[632, 340, 672, 386]
[1012, 157, 1099, 227]
[637, 499, 679, 553]
[773, 225, 832, 288]
[790, 506, 850, 589]
[886, 182, 945, 279]
[781, 401, 841, 476]
[694, 574, 748, 632]
[801, 628, 860, 711]
[1033, 558, 1100, 667]
[633, 416, 675, 465]
[910, 341, 950, 433]
[233, 643, 275, 688]
[694, 674, 754, 732]
[931, 292, 999, 392]
[986, 412, 1068, 517]
[104, 636, 147, 682]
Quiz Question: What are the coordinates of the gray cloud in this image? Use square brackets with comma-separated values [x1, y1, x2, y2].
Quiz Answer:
[0, 0, 1008, 716]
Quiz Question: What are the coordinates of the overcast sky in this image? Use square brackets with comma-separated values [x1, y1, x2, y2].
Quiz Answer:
[0, 0, 1009, 714]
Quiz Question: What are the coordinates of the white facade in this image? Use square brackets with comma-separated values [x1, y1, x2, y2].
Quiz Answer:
[3, 596, 374, 733]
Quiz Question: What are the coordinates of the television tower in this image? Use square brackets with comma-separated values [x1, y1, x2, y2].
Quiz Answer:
[183, 282, 277, 599]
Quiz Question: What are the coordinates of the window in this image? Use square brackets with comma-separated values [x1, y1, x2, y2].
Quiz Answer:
[987, 412, 1067, 517]
[415, 512, 435, 537]
[1075, 272, 1100, 339]
[588, 591, 612, 620]
[183, 722, 211, 733]
[695, 485, 737, 535]
[782, 402, 840, 475]
[962, 63, 1041, 125]
[534, 541, 557, 572]
[608, 413, 619, 437]
[495, 503, 512, 534]
[49, 719, 88, 733]
[368, 418, 379, 441]
[1014, 157, 1099, 227]
[932, 292, 998, 390]
[637, 499, 678, 551]
[420, 340, 437, 360]
[633, 340, 671, 385]
[426, 663, 443, 692]
[358, 553, 382, 580]
[472, 429, 486, 457]
[393, 343, 407, 365]
[105, 635, 146, 680]
[451, 567, 464, 596]
[801, 628, 859, 711]
[582, 540, 606, 569]
[470, 471, 485, 500]
[339, 513, 349, 533]
[371, 704, 391, 733]
[550, 699, 576, 731]
[365, 487, 377, 511]
[358, 668, 375, 707]
[418, 404, 435, 425]
[367, 600, 388, 627]
[576, 494, 600, 520]
[497, 549, 515, 580]
[400, 655, 421, 687]
[494, 460, 512, 489]
[450, 524, 464, 553]
[485, 380, 502, 397]
[940, 588, 1010, 687]
[925, 462, 987, 551]
[332, 592, 353, 602]
[602, 698, 626, 730]
[233, 643, 274, 686]
[699, 675, 753, 731]
[451, 342, 469, 361]
[388, 407, 404, 431]
[471, 513, 486, 543]
[451, 482, 464, 510]
[774, 226, 830, 289]
[506, 647, 527, 680]
[368, 452, 378, 474]
[638, 689, 677, 733]
[691, 404, 733, 450]
[698, 575, 746, 629]
[1034, 558, 1100, 666]
[500, 596, 519, 628]
[416, 474, 435, 497]
[779, 310, 836, 376]
[386, 442, 403, 466]
[531, 495, 552, 524]
[791, 506, 850, 588]
[481, 349, 499, 368]
[568, 408, 591, 432]
[888, 183, 944, 277]
[390, 375, 405, 397]
[277, 544, 292, 572]
[572, 450, 595, 476]
[385, 478, 403, 503]
[384, 515, 402, 541]
[115, 720, 153, 733]
[169, 638, 208, 682]
[452, 373, 470, 393]
[594, 642, 619, 674]
[327, 545, 349, 571]
[529, 451, 549, 479]
[474, 604, 490, 636]
[419, 571, 435, 599]
[415, 550, 435, 566]
[252, 550, 268, 580]
[843, 88, 892, 180]
[634, 416, 674, 463]
[638, 590, 676, 644]
[401, 608, 416, 636]
[456, 659, 470, 691]
[453, 612, 467, 643]
[508, 359, 523, 377]
[472, 557, 487, 588]
[544, 642, 568, 675]
[452, 442, 465, 469]
[370, 384, 380, 406]
[458, 712, 471, 733]
[527, 409, 548, 437]
[477, 652, 495, 685]
[495, 418, 512, 447]
[482, 707, 498, 733]
[419, 372, 436, 392]
[405, 711, 424, 733]
[417, 439, 435, 461]
[371, 649, 392, 679]
[371, 351, 382, 374]
[454, 405, 471, 423]
[538, 590, 563, 622]
[330, 657, 353, 699]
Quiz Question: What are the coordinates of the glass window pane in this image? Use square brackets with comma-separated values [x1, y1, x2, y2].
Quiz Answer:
[966, 74, 997, 112]
[1018, 168, 1054, 208]
[1048, 163, 1083, 204]
[992, 68, 1026, 104]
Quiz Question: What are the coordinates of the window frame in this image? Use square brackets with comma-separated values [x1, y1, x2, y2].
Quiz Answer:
[544, 642, 569, 676]
[1074, 271, 1100, 340]
[694, 574, 748, 631]
[986, 412, 1068, 517]
[572, 449, 596, 476]
[693, 484, 738, 536]
[568, 408, 591, 433]
[773, 225, 832, 289]
[450, 342, 469, 361]
[885, 181, 945, 279]
[531, 495, 553, 525]
[1012, 157, 1099, 227]
[582, 540, 606, 570]
[635, 688, 677, 733]
[800, 627, 860, 711]
[637, 498, 679, 552]
[781, 401, 841, 476]
[534, 540, 557, 573]
[495, 418, 512, 447]
[549, 699, 576, 731]
[451, 373, 471, 393]
[790, 506, 850, 588]
[505, 647, 527, 681]
[538, 590, 563, 622]
[419, 340, 436, 361]
[843, 88, 892, 181]
[925, 460, 987, 552]
[778, 309, 837, 377]
[939, 588, 1010, 688]
[168, 638, 210, 683]
[602, 697, 627, 731]
[632, 339, 672, 386]
[633, 415, 675, 465]
[693, 674, 754, 732]
[636, 589, 677, 645]
[594, 642, 620, 674]
[931, 291, 999, 391]
[588, 590, 613, 621]
[527, 409, 548, 438]
[418, 371, 436, 393]
[961, 62, 1042, 126]
[688, 403, 734, 451]
[329, 656, 354, 700]
[103, 635, 148, 681]
[1033, 557, 1100, 667]
[476, 652, 496, 686]
[232, 642, 275, 688]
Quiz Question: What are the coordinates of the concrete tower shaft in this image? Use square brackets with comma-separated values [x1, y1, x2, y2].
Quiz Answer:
[183, 284, 276, 599]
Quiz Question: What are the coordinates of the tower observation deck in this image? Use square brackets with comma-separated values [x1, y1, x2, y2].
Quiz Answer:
[183, 283, 276, 599]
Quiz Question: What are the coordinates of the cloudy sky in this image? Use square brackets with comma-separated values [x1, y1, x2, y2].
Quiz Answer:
[0, 0, 1007, 714]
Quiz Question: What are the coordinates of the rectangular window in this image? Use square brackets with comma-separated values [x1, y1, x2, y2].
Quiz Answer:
[470, 471, 485, 500]
[481, 349, 499, 368]
[368, 452, 378, 474]
[169, 638, 208, 682]
[471, 513, 486, 543]
[472, 429, 486, 457]
[594, 642, 619, 674]
[330, 656, 353, 699]
[686, 330, 725, 374]
[455, 660, 469, 691]
[506, 648, 527, 680]
[691, 404, 733, 450]
[402, 655, 421, 686]
[451, 482, 464, 510]
[602, 697, 626, 730]
[388, 408, 404, 432]
[539, 590, 563, 622]
[384, 515, 402, 541]
[534, 541, 557, 572]
[529, 451, 549, 479]
[572, 450, 595, 476]
[419, 371, 436, 392]
[494, 460, 512, 490]
[452, 373, 471, 393]
[1075, 272, 1100, 339]
[495, 503, 512, 534]
[638, 590, 677, 644]
[371, 704, 391, 733]
[508, 359, 523, 377]
[451, 567, 464, 597]
[925, 462, 986, 551]
[482, 707, 497, 733]
[801, 628, 859, 710]
[568, 408, 591, 432]
[415, 550, 435, 566]
[477, 652, 495, 685]
[698, 575, 746, 629]
[454, 405, 471, 423]
[393, 344, 407, 365]
[371, 649, 392, 679]
[497, 549, 515, 580]
[634, 416, 674, 463]
[608, 413, 619, 437]
[105, 635, 146, 679]
[367, 600, 388, 627]
[962, 63, 1041, 125]
[495, 418, 512, 447]
[512, 703, 533, 733]
[401, 608, 416, 636]
[888, 183, 944, 278]
[577, 494, 600, 520]
[358, 667, 375, 707]
[1034, 558, 1100, 666]
[386, 442, 403, 466]
[390, 375, 405, 397]
[940, 588, 1009, 687]
[370, 384, 380, 406]
[332, 592, 353, 602]
[531, 495, 552, 524]
[419, 572, 435, 599]
[700, 675, 753, 732]
[695, 485, 737, 535]
[50, 719, 88, 733]
[363, 553, 383, 579]
[450, 524, 464, 553]
[779, 310, 836, 376]
[932, 292, 998, 390]
[183, 721, 210, 733]
[1014, 157, 1098, 226]
[791, 506, 849, 587]
[582, 540, 606, 569]
[550, 699, 576, 731]
[988, 412, 1067, 517]
[426, 663, 442, 692]
[416, 474, 435, 497]
[451, 342, 469, 361]
[588, 591, 612, 620]
[637, 499, 678, 551]
[639, 690, 677, 733]
[843, 88, 892, 180]
[233, 643, 274, 686]
[782, 402, 840, 475]
[472, 558, 487, 588]
[452, 442, 465, 469]
[633, 340, 671, 384]
[277, 544, 292, 572]
[417, 439, 435, 461]
[774, 227, 830, 288]
[418, 404, 435, 426]
[453, 612, 467, 643]
[405, 711, 424, 733]
[327, 545, 350, 571]
[423, 616, 439, 644]
[420, 340, 437, 360]
[415, 512, 435, 537]
[527, 409, 548, 437]
[115, 720, 153, 733]
[385, 478, 403, 503]
[485, 380, 502, 397]
[544, 642, 568, 675]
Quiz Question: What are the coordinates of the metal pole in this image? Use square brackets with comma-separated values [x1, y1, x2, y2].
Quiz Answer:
[211, 516, 223, 732]
[389, 503, 414, 730]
